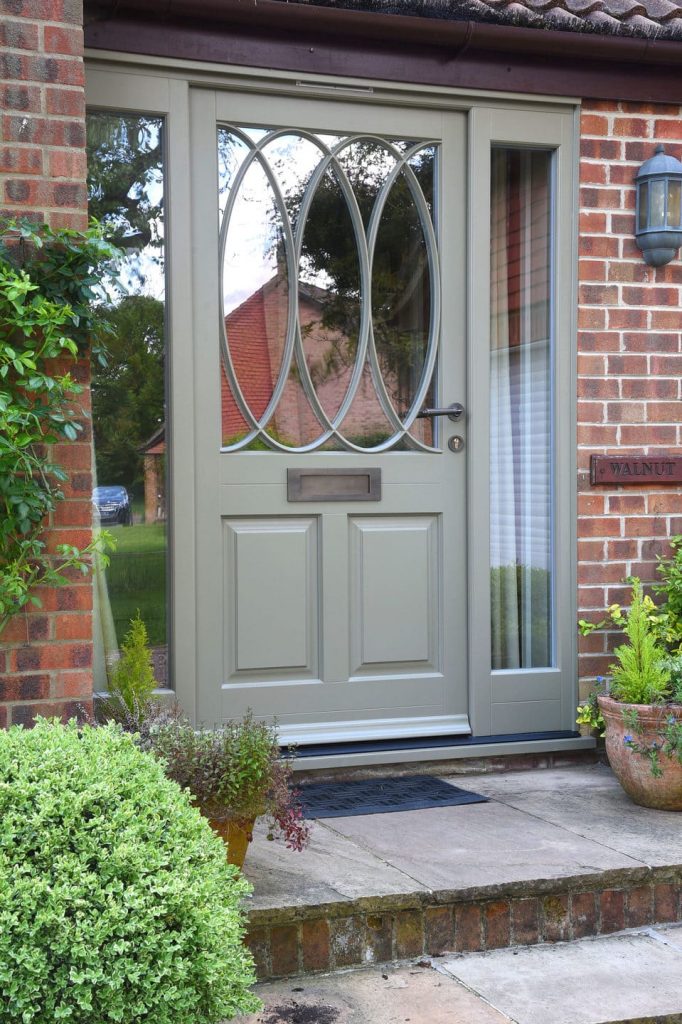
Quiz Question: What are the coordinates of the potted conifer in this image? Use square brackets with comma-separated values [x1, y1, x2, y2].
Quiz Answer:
[578, 575, 682, 810]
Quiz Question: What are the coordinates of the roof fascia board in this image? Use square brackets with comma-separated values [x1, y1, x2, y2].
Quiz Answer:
[84, 0, 682, 67]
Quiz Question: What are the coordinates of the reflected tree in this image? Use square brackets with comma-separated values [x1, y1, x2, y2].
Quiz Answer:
[286, 141, 435, 411]
[87, 113, 163, 254]
[87, 113, 166, 493]
[90, 295, 165, 492]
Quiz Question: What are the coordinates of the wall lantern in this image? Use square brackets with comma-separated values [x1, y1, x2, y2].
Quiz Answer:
[635, 144, 682, 267]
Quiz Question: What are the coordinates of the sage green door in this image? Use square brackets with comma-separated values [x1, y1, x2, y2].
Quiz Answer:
[189, 88, 468, 744]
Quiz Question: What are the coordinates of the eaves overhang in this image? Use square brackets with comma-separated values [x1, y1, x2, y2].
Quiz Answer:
[84, 0, 682, 101]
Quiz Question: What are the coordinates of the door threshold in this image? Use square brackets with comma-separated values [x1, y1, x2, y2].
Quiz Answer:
[289, 731, 596, 771]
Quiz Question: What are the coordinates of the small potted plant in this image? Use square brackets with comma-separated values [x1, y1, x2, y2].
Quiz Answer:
[146, 709, 310, 866]
[578, 574, 682, 811]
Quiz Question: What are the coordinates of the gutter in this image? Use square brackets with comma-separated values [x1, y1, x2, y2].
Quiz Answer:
[87, 0, 682, 66]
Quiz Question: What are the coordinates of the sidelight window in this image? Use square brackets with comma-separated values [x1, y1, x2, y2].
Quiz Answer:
[490, 148, 554, 671]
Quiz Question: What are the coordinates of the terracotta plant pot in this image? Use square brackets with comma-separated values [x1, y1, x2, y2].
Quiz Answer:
[598, 694, 682, 811]
[206, 816, 256, 868]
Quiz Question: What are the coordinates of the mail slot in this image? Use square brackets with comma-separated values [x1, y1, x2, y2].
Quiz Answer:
[287, 468, 381, 502]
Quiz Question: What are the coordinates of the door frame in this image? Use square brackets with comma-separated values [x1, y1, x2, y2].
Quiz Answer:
[85, 54, 581, 750]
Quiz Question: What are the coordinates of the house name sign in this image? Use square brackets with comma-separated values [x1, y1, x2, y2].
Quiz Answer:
[590, 454, 682, 486]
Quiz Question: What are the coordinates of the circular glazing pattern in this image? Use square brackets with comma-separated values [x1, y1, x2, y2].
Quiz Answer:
[218, 127, 440, 452]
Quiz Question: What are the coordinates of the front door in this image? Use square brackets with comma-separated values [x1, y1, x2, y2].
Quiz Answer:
[189, 89, 468, 744]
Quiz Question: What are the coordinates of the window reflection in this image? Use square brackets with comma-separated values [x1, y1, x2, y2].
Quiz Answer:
[218, 127, 437, 451]
[87, 112, 168, 689]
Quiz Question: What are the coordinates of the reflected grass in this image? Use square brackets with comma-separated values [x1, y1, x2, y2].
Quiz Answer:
[106, 523, 166, 646]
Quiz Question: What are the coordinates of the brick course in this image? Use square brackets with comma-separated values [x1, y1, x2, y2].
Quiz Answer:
[0, 0, 92, 726]
[246, 872, 682, 981]
[578, 101, 682, 700]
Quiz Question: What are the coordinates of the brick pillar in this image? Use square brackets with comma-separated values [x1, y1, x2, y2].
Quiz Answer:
[0, 0, 93, 726]
[577, 101, 682, 701]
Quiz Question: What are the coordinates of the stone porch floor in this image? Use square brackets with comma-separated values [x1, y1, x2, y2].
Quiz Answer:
[242, 764, 682, 980]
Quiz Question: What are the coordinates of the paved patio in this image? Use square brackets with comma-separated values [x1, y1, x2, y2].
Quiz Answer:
[242, 764, 682, 980]
[238, 924, 682, 1023]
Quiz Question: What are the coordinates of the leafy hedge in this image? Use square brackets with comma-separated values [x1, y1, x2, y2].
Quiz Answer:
[0, 719, 260, 1023]
[0, 221, 120, 636]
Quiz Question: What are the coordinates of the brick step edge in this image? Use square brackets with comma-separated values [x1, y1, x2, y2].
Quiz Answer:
[245, 866, 682, 980]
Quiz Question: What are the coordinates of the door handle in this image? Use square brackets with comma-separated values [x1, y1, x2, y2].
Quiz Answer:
[416, 402, 464, 422]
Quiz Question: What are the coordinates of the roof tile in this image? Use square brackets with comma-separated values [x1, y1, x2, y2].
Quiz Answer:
[302, 0, 682, 42]
[582, 8, 632, 27]
[620, 10, 666, 26]
[600, 0, 645, 14]
[562, 0, 604, 16]
[545, 4, 593, 23]
[643, 0, 682, 17]
[463, 0, 682, 35]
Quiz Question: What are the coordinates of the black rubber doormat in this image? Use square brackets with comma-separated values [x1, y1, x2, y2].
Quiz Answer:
[297, 774, 488, 819]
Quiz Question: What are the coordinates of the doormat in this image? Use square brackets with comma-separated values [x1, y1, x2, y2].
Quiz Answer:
[296, 774, 488, 819]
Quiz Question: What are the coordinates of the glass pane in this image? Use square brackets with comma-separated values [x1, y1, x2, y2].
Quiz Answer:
[667, 179, 681, 228]
[218, 126, 439, 451]
[650, 178, 666, 228]
[371, 148, 435, 446]
[638, 181, 648, 232]
[299, 165, 361, 430]
[87, 112, 168, 689]
[490, 148, 553, 670]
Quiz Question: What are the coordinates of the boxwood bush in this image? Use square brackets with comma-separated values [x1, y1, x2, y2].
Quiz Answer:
[0, 719, 260, 1023]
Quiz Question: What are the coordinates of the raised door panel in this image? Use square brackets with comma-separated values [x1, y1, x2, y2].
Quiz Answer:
[349, 515, 440, 676]
[222, 517, 319, 681]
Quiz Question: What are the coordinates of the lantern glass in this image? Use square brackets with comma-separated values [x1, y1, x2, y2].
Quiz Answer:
[650, 178, 666, 228]
[638, 181, 648, 232]
[668, 179, 682, 228]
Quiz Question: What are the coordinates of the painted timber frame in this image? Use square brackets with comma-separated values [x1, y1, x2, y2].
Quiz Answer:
[85, 52, 588, 766]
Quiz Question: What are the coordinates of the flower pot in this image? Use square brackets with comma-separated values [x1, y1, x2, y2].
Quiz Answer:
[206, 816, 256, 868]
[598, 695, 682, 811]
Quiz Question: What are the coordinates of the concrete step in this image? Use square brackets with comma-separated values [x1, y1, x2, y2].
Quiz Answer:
[438, 923, 682, 1024]
[237, 925, 682, 1024]
[243, 766, 682, 982]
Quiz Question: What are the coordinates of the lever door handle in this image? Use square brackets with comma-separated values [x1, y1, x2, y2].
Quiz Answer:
[416, 402, 464, 422]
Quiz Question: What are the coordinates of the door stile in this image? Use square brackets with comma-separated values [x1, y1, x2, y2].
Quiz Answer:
[438, 110, 469, 724]
[189, 87, 223, 725]
[166, 77, 198, 720]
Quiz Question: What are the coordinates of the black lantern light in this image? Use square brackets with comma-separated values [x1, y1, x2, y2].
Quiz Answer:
[635, 144, 682, 267]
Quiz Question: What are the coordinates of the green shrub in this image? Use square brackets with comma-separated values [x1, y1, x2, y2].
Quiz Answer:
[109, 610, 156, 712]
[0, 718, 260, 1023]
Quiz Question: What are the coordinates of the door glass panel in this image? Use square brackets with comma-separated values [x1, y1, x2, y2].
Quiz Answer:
[87, 111, 168, 689]
[372, 148, 435, 446]
[299, 163, 362, 436]
[217, 126, 440, 451]
[490, 148, 553, 670]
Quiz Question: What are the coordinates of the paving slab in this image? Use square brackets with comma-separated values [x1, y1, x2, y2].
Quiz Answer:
[439, 925, 682, 1024]
[320, 796, 639, 893]
[235, 963, 511, 1024]
[244, 819, 427, 913]
[456, 765, 682, 868]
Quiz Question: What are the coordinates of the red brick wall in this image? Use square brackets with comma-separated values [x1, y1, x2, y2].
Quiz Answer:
[0, 0, 93, 727]
[578, 101, 682, 695]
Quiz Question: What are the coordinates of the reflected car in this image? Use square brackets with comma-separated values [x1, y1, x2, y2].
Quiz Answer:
[92, 485, 133, 526]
